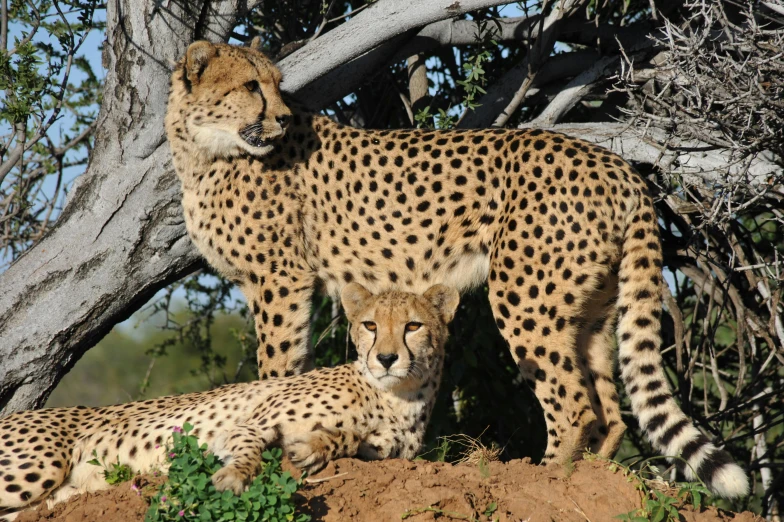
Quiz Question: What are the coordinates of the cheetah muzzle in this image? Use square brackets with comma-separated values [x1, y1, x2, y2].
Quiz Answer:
[0, 284, 459, 519]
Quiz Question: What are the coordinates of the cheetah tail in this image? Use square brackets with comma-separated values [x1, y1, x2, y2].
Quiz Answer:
[615, 194, 748, 499]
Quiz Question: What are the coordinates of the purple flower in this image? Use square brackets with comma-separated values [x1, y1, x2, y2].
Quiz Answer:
[178, 510, 185, 517]
[172, 426, 183, 433]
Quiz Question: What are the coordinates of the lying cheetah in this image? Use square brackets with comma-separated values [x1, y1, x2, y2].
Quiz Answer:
[165, 41, 748, 497]
[0, 284, 458, 517]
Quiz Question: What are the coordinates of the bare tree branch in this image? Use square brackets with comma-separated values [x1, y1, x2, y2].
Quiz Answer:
[529, 54, 618, 126]
[526, 122, 780, 186]
[407, 53, 429, 116]
[0, 0, 222, 414]
[460, 16, 656, 128]
[279, 0, 518, 95]
[490, 0, 585, 127]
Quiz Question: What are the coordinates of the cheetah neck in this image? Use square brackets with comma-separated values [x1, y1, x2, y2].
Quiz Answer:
[357, 356, 443, 435]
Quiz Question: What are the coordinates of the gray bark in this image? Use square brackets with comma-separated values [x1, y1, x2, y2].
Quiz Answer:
[527, 123, 780, 186]
[0, 0, 217, 415]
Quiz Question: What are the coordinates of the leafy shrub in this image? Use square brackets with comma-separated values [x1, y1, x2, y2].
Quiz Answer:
[146, 423, 310, 522]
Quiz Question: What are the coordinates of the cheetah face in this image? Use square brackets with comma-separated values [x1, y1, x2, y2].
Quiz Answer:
[174, 41, 292, 158]
[341, 283, 460, 393]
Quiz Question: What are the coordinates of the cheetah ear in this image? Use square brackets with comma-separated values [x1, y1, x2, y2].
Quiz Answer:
[184, 41, 217, 85]
[341, 283, 373, 322]
[249, 36, 262, 50]
[423, 285, 460, 325]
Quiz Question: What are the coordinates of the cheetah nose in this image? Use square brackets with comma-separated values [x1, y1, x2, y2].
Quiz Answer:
[376, 353, 399, 369]
[276, 114, 291, 130]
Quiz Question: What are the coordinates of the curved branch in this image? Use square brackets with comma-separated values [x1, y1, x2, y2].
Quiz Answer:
[279, 0, 518, 97]
[528, 55, 618, 126]
[528, 122, 780, 186]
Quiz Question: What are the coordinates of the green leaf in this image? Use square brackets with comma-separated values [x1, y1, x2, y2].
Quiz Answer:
[146, 425, 309, 522]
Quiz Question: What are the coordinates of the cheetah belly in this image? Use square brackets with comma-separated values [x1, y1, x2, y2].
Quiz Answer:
[320, 247, 490, 300]
[430, 250, 490, 294]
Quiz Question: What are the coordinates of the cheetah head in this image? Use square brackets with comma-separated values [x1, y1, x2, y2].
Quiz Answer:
[170, 39, 292, 158]
[341, 283, 460, 393]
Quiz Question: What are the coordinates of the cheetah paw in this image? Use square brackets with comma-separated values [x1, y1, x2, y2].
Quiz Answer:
[211, 466, 247, 495]
[287, 439, 328, 475]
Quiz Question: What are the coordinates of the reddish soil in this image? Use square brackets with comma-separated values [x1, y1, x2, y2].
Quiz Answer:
[16, 458, 761, 522]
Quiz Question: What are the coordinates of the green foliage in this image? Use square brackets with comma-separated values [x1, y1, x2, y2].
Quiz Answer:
[146, 423, 309, 522]
[413, 19, 498, 129]
[0, 39, 47, 123]
[616, 486, 709, 522]
[456, 43, 495, 111]
[616, 491, 681, 522]
[0, 0, 101, 124]
[413, 106, 457, 130]
[87, 450, 135, 485]
[1, 0, 105, 261]
[588, 453, 711, 522]
[144, 273, 258, 391]
[46, 308, 252, 407]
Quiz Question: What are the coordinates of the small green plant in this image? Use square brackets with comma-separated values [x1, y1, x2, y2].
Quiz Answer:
[434, 436, 453, 462]
[414, 106, 458, 130]
[594, 451, 712, 522]
[87, 450, 135, 485]
[146, 423, 310, 522]
[455, 19, 497, 112]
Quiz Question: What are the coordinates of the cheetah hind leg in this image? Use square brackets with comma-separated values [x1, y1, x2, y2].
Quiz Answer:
[211, 425, 278, 495]
[286, 426, 361, 476]
[574, 282, 627, 459]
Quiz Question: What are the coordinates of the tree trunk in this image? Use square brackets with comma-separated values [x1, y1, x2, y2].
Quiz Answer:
[0, 0, 514, 415]
[0, 0, 217, 415]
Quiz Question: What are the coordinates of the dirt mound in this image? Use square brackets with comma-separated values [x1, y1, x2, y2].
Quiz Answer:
[16, 459, 760, 522]
[15, 475, 161, 522]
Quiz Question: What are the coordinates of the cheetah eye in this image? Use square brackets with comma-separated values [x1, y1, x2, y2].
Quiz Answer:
[405, 322, 422, 332]
[362, 322, 377, 332]
[245, 80, 260, 92]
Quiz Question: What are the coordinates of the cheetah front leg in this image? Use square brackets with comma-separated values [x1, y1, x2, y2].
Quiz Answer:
[211, 425, 278, 495]
[286, 426, 361, 475]
[240, 272, 316, 379]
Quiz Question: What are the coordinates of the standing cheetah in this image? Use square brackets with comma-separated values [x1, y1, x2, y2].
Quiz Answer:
[0, 284, 459, 518]
[165, 41, 748, 497]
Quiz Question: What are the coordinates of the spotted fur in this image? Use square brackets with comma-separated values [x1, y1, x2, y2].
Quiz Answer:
[165, 42, 748, 498]
[0, 285, 459, 519]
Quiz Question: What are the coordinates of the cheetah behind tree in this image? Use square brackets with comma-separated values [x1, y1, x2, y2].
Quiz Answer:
[165, 41, 748, 497]
[0, 284, 459, 518]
